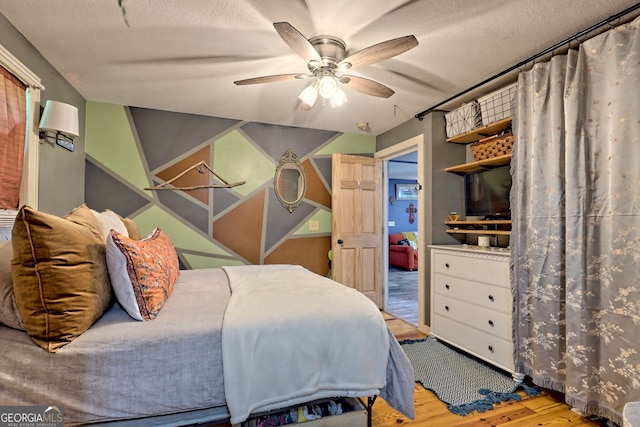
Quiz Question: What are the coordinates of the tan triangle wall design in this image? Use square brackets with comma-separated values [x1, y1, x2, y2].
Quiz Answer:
[212, 189, 265, 264]
[156, 146, 211, 205]
[302, 159, 331, 209]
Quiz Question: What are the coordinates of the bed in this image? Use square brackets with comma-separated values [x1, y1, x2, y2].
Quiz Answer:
[0, 206, 416, 426]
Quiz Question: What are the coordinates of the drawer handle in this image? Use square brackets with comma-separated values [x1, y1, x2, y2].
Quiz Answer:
[445, 263, 450, 269]
[488, 295, 495, 302]
[488, 345, 494, 353]
[445, 284, 450, 290]
[488, 320, 494, 327]
[444, 305, 449, 312]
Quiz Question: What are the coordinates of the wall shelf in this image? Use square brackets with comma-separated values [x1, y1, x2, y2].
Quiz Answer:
[445, 117, 514, 240]
[446, 118, 512, 144]
[445, 154, 511, 174]
[446, 229, 511, 236]
[445, 220, 512, 236]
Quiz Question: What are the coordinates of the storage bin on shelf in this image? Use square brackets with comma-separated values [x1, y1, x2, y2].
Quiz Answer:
[444, 101, 482, 138]
[470, 133, 514, 161]
[478, 83, 517, 126]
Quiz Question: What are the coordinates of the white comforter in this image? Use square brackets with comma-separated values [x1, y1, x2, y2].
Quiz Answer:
[221, 265, 390, 424]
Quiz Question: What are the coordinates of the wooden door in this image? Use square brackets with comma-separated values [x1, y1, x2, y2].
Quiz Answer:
[331, 153, 384, 308]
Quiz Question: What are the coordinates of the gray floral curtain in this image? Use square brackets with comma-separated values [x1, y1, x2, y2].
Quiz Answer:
[511, 17, 640, 425]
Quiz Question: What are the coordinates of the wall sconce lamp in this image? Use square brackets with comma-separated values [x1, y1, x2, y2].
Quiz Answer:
[38, 100, 79, 152]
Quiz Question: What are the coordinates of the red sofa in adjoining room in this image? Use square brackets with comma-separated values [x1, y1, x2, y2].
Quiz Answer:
[389, 232, 418, 271]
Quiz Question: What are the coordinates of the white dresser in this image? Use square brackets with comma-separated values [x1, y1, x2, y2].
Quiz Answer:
[429, 245, 522, 381]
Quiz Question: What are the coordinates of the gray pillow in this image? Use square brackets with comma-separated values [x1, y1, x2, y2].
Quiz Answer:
[0, 227, 11, 240]
[0, 240, 24, 330]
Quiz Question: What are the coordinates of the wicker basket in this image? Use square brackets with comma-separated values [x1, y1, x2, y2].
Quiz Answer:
[470, 134, 514, 161]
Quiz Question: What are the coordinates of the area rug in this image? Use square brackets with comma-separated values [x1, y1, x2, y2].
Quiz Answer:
[400, 336, 540, 416]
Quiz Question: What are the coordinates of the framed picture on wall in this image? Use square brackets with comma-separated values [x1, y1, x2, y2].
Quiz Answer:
[396, 183, 418, 200]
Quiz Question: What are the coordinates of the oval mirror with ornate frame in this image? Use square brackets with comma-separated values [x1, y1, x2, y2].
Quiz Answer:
[274, 149, 306, 213]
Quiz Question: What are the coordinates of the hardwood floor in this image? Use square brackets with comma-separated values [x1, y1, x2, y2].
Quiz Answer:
[374, 313, 606, 427]
[386, 267, 418, 326]
[212, 314, 607, 427]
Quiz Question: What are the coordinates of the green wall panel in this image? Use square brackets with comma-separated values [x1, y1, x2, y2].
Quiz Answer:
[293, 209, 332, 235]
[132, 205, 234, 257]
[214, 130, 275, 197]
[85, 102, 149, 193]
[315, 133, 375, 155]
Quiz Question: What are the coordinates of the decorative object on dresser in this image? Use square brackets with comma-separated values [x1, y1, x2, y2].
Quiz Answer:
[429, 245, 523, 382]
[401, 336, 539, 416]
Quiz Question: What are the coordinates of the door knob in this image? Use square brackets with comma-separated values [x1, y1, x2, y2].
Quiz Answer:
[337, 239, 344, 245]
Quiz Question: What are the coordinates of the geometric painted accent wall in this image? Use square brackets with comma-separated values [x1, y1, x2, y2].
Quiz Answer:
[84, 102, 375, 276]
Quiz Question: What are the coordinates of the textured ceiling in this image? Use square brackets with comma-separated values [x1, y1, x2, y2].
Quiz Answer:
[1, 0, 638, 135]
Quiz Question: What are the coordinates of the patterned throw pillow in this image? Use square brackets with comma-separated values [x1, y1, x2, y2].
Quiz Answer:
[105, 228, 179, 320]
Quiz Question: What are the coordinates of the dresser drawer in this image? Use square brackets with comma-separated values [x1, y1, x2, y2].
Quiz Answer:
[433, 273, 512, 311]
[431, 314, 515, 373]
[433, 251, 509, 287]
[433, 294, 511, 340]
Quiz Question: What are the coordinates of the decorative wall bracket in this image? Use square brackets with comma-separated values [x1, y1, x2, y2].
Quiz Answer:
[144, 161, 245, 191]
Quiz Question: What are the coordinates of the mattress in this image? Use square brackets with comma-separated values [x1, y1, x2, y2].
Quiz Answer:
[0, 268, 230, 426]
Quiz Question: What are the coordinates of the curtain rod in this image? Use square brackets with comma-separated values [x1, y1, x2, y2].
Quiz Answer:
[415, 3, 640, 121]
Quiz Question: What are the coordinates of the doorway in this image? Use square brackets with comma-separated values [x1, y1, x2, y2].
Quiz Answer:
[376, 134, 425, 330]
[385, 151, 418, 325]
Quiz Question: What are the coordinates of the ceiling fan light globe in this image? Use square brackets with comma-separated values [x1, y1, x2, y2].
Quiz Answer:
[318, 75, 338, 99]
[330, 87, 348, 108]
[299, 84, 318, 107]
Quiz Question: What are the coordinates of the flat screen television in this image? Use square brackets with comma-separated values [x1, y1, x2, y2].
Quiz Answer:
[464, 165, 512, 218]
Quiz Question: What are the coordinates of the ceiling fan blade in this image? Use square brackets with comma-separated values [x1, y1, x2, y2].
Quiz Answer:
[338, 35, 418, 70]
[342, 75, 395, 98]
[274, 22, 322, 64]
[234, 74, 303, 86]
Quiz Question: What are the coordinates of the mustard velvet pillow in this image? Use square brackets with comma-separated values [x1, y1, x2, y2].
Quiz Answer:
[105, 228, 179, 321]
[11, 205, 113, 352]
[120, 216, 142, 240]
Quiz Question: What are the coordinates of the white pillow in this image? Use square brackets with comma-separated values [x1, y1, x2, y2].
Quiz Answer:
[91, 209, 129, 241]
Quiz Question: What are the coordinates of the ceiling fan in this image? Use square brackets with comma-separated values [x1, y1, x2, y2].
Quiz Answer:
[234, 22, 418, 109]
